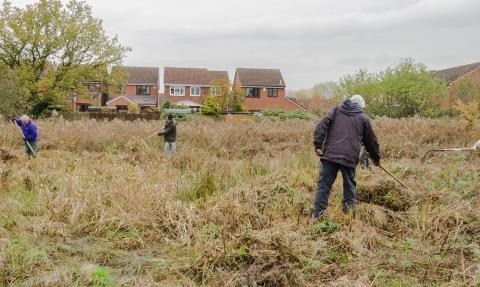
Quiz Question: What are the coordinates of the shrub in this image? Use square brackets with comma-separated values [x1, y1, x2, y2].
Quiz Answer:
[336, 58, 447, 118]
[260, 109, 318, 121]
[453, 99, 479, 129]
[201, 96, 222, 117]
[127, 102, 140, 114]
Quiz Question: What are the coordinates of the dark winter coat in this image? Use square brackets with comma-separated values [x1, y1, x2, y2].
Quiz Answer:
[313, 99, 380, 169]
[158, 120, 176, 142]
[14, 119, 38, 142]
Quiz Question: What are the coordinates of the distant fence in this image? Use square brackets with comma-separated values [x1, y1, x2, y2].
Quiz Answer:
[65, 112, 161, 121]
[89, 112, 161, 121]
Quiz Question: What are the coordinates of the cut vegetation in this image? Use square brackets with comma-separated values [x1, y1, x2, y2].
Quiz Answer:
[0, 117, 479, 286]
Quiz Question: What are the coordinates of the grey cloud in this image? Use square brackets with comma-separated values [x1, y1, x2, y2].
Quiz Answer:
[9, 0, 480, 89]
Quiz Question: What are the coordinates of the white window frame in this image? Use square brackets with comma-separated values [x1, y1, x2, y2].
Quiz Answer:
[170, 85, 185, 96]
[190, 86, 201, 97]
[210, 87, 219, 96]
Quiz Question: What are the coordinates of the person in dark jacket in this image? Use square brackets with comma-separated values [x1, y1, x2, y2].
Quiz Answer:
[312, 95, 380, 221]
[12, 115, 38, 158]
[158, 114, 177, 156]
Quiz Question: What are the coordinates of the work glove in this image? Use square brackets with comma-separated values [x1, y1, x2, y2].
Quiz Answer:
[360, 154, 370, 169]
[359, 147, 370, 169]
[373, 160, 380, 167]
[315, 149, 323, 157]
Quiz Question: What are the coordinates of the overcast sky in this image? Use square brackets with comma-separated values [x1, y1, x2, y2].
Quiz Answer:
[10, 0, 480, 90]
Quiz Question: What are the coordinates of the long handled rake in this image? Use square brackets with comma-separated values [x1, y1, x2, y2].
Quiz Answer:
[421, 147, 476, 162]
[378, 165, 409, 189]
[144, 132, 158, 141]
[12, 121, 37, 157]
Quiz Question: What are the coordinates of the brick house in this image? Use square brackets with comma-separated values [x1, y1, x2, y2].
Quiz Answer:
[69, 80, 105, 112]
[233, 68, 304, 111]
[432, 62, 480, 105]
[107, 66, 160, 110]
[163, 67, 229, 108]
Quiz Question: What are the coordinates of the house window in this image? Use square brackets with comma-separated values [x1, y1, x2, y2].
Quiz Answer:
[84, 84, 94, 92]
[245, 87, 260, 98]
[268, 88, 278, 97]
[136, 85, 151, 95]
[190, 86, 201, 97]
[170, 85, 185, 96]
[210, 87, 219, 96]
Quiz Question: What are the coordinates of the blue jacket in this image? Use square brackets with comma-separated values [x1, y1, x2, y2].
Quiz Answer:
[15, 119, 38, 142]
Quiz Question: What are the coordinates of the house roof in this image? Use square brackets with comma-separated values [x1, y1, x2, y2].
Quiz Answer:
[125, 95, 157, 106]
[164, 67, 228, 85]
[236, 68, 286, 87]
[107, 95, 157, 106]
[431, 62, 480, 84]
[121, 66, 159, 84]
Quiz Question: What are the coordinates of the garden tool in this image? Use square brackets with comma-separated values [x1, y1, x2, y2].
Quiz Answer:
[421, 146, 477, 163]
[145, 132, 158, 141]
[378, 165, 409, 189]
[360, 147, 409, 189]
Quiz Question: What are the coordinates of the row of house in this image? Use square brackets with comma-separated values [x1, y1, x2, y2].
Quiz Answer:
[70, 61, 480, 113]
[70, 67, 304, 112]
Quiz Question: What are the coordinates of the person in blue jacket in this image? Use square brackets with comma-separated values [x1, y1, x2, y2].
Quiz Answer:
[12, 115, 38, 157]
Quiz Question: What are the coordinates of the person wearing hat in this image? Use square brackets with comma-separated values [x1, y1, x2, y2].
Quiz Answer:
[312, 95, 381, 222]
[474, 139, 480, 151]
[158, 114, 177, 156]
[11, 115, 38, 158]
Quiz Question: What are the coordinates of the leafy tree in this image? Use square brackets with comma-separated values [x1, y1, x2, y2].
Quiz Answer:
[336, 58, 446, 118]
[0, 63, 29, 116]
[0, 0, 130, 116]
[212, 79, 246, 112]
[201, 96, 222, 117]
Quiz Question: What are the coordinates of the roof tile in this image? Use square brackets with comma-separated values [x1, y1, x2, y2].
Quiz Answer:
[164, 67, 228, 85]
[432, 62, 480, 84]
[236, 68, 286, 87]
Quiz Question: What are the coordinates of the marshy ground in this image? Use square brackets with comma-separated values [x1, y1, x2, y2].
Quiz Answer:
[0, 117, 479, 286]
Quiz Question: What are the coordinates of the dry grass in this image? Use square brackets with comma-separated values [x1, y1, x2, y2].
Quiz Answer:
[0, 117, 479, 286]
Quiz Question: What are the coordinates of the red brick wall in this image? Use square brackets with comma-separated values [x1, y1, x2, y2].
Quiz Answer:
[242, 88, 301, 111]
[164, 85, 212, 105]
[233, 72, 301, 111]
[110, 84, 158, 97]
[125, 85, 157, 96]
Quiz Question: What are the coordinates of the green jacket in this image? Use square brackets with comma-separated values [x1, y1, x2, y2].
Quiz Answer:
[158, 121, 176, 142]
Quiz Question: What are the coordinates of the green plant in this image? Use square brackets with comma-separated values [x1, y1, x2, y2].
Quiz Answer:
[0, 0, 129, 116]
[90, 266, 113, 286]
[212, 79, 246, 112]
[260, 109, 318, 121]
[311, 219, 341, 235]
[200, 96, 222, 117]
[453, 99, 479, 129]
[127, 102, 140, 114]
[336, 58, 447, 118]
